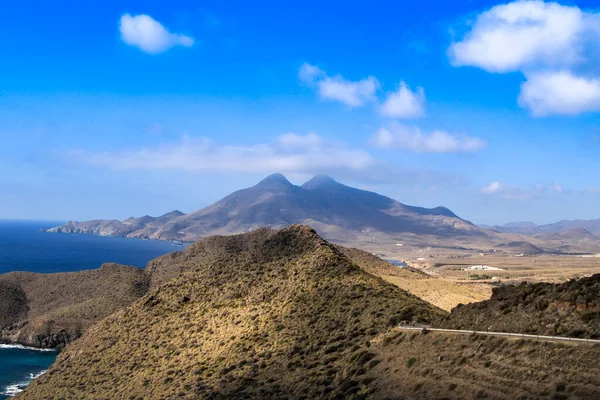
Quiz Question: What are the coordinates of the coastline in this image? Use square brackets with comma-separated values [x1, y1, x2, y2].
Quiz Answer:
[0, 344, 58, 352]
[43, 229, 193, 245]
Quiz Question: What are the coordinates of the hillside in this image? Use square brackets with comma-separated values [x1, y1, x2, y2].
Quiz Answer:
[21, 225, 444, 399]
[438, 274, 600, 338]
[47, 173, 481, 243]
[0, 263, 149, 348]
[0, 226, 487, 350]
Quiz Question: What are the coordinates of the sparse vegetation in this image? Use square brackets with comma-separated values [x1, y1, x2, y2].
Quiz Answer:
[469, 274, 493, 280]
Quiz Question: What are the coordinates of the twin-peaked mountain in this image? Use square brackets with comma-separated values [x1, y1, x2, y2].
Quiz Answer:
[48, 174, 480, 243]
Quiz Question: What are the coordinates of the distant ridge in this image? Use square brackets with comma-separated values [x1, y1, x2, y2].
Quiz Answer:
[485, 219, 600, 236]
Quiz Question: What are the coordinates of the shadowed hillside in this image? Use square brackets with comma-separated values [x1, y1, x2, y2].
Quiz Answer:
[438, 274, 600, 338]
[21, 225, 444, 399]
[0, 264, 149, 348]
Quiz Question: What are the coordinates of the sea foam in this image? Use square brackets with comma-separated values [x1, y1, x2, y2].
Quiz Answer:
[0, 370, 48, 397]
[0, 344, 56, 352]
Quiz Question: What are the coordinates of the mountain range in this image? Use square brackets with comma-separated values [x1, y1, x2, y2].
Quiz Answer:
[484, 220, 600, 236]
[47, 174, 600, 254]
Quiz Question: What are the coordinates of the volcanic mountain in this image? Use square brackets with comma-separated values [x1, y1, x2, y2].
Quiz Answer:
[47, 173, 480, 245]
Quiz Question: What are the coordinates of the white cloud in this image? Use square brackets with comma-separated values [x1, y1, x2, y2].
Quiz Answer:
[319, 76, 379, 107]
[481, 182, 534, 200]
[298, 63, 324, 83]
[72, 134, 373, 174]
[551, 182, 564, 193]
[482, 181, 565, 199]
[449, 1, 586, 73]
[588, 187, 600, 193]
[299, 63, 380, 107]
[482, 181, 503, 194]
[119, 14, 195, 54]
[518, 71, 600, 116]
[448, 1, 600, 117]
[380, 82, 426, 118]
[370, 123, 487, 153]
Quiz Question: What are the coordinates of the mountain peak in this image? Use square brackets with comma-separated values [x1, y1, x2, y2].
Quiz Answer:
[161, 210, 185, 218]
[301, 174, 338, 190]
[256, 173, 293, 189]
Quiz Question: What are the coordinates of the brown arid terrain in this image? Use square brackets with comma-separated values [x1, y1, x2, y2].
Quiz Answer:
[14, 225, 600, 399]
[407, 253, 600, 286]
[0, 263, 149, 348]
[438, 274, 600, 339]
[20, 225, 444, 399]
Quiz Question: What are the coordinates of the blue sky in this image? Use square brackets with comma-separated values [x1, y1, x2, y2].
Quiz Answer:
[1, 0, 599, 225]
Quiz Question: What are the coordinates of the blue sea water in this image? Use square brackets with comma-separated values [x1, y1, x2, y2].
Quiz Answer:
[0, 220, 185, 397]
[0, 345, 58, 399]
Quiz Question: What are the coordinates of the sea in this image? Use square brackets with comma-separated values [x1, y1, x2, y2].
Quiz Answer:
[0, 220, 185, 398]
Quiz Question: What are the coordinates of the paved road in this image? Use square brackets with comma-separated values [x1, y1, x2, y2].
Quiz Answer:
[397, 326, 600, 344]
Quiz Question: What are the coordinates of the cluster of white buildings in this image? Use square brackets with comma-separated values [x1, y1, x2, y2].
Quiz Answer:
[461, 265, 504, 271]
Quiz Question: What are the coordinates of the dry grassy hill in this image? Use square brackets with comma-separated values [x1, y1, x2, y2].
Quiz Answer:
[438, 274, 600, 338]
[21, 225, 443, 399]
[0, 263, 149, 347]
